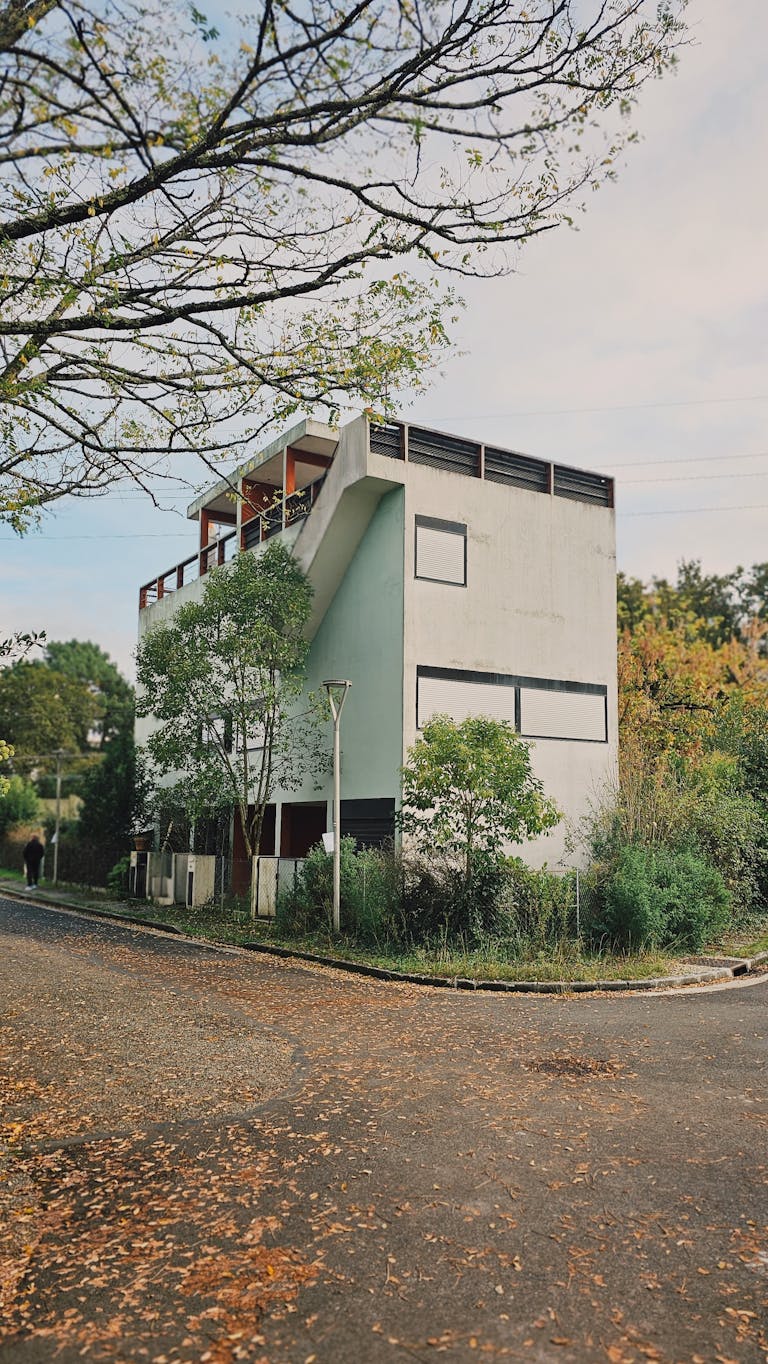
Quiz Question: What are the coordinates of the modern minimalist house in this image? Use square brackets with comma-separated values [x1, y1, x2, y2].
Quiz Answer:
[136, 412, 618, 879]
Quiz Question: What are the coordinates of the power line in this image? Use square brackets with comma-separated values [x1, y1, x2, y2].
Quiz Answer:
[623, 469, 768, 486]
[436, 393, 768, 422]
[619, 503, 768, 518]
[1, 532, 191, 541]
[593, 449, 768, 471]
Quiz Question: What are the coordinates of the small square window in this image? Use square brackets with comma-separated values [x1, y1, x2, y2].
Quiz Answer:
[415, 516, 466, 586]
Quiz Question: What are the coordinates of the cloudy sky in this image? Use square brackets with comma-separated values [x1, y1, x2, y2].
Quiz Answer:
[2, 0, 767, 678]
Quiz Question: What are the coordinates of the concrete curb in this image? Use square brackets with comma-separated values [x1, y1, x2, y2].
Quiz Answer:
[1, 881, 753, 994]
[683, 950, 768, 976]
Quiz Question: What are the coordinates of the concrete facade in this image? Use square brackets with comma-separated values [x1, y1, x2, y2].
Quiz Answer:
[136, 413, 618, 867]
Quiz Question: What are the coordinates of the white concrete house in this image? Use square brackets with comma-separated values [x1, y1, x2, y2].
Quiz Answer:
[136, 413, 617, 876]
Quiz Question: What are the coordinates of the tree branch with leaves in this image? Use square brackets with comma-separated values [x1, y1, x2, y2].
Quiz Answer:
[0, 0, 686, 525]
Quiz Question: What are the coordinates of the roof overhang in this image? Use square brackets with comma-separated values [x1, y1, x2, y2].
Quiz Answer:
[186, 418, 338, 521]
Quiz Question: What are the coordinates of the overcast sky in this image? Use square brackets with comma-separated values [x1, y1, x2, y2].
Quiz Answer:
[2, 0, 767, 679]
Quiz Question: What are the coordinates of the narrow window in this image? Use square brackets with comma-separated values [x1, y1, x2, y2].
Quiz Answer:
[415, 515, 467, 586]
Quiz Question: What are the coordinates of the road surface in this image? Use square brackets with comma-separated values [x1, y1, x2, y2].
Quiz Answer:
[1, 897, 766, 1363]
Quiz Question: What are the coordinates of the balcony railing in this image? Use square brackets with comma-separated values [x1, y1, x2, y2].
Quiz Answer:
[242, 477, 325, 551]
[139, 529, 237, 608]
[139, 476, 327, 610]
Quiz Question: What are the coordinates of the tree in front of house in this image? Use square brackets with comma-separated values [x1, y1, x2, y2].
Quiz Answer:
[399, 715, 560, 885]
[135, 542, 326, 859]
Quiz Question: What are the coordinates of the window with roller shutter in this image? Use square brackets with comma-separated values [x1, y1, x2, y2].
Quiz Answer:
[416, 666, 608, 742]
[414, 515, 467, 586]
[519, 686, 606, 742]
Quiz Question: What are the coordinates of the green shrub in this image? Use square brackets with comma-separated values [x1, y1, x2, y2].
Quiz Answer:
[276, 839, 403, 942]
[588, 745, 766, 917]
[277, 841, 508, 948]
[589, 843, 731, 951]
[498, 860, 577, 949]
[106, 854, 132, 895]
[0, 776, 39, 836]
[400, 851, 506, 946]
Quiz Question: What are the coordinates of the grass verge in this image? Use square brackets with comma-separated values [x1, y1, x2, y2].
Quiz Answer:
[109, 903, 677, 982]
[704, 909, 768, 959]
[0, 877, 711, 982]
[0, 866, 25, 883]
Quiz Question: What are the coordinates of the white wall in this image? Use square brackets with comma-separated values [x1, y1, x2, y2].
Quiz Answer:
[402, 461, 618, 867]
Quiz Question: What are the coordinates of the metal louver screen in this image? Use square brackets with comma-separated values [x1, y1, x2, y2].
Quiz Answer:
[519, 687, 606, 741]
[408, 427, 480, 476]
[484, 447, 550, 493]
[553, 465, 613, 507]
[340, 798, 396, 848]
[417, 674, 517, 729]
[415, 522, 466, 584]
[369, 422, 404, 459]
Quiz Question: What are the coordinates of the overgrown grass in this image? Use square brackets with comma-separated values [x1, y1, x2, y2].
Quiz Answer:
[716, 925, 768, 958]
[0, 865, 25, 882]
[136, 905, 676, 981]
[241, 923, 676, 981]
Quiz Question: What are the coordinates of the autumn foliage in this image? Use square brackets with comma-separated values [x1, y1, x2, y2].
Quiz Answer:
[594, 560, 768, 935]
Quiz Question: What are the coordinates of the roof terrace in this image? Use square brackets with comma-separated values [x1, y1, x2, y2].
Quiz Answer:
[138, 415, 614, 610]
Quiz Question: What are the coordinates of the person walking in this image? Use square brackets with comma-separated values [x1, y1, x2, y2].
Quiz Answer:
[23, 834, 44, 889]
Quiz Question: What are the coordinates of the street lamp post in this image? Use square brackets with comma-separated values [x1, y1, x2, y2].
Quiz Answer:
[52, 747, 66, 885]
[323, 679, 351, 934]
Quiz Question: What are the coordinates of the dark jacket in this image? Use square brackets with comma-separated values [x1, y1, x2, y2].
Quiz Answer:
[23, 837, 44, 868]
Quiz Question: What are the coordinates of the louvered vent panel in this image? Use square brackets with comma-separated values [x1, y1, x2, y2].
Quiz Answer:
[415, 524, 465, 584]
[519, 687, 606, 741]
[553, 466, 613, 506]
[484, 447, 550, 493]
[369, 422, 404, 459]
[408, 427, 480, 476]
[418, 675, 517, 729]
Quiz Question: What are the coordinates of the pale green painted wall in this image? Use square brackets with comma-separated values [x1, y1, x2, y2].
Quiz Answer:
[272, 487, 405, 806]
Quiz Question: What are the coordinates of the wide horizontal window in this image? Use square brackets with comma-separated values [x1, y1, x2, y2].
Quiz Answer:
[417, 666, 607, 743]
[415, 516, 466, 586]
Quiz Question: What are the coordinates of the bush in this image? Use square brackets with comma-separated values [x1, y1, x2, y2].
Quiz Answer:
[276, 839, 403, 942]
[0, 776, 39, 836]
[498, 860, 577, 950]
[591, 744, 765, 917]
[107, 855, 132, 896]
[589, 843, 731, 951]
[276, 840, 508, 948]
[400, 852, 506, 946]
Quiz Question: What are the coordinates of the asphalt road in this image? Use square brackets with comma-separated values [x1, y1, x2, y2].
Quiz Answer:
[0, 897, 766, 1364]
